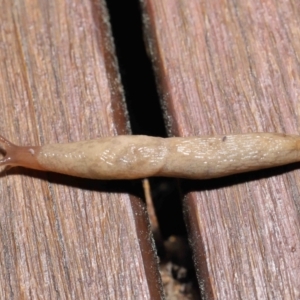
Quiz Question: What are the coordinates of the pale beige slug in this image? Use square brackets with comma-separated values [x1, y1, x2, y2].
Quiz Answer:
[0, 133, 299, 180]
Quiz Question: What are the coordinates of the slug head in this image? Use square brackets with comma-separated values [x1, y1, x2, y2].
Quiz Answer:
[0, 135, 43, 171]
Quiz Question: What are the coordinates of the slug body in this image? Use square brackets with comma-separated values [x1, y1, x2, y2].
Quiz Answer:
[0, 133, 299, 180]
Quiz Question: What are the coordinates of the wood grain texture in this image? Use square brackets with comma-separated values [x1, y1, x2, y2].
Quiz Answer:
[141, 0, 300, 299]
[0, 0, 163, 299]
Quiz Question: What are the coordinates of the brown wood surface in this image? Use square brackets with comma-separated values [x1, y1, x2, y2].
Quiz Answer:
[141, 0, 300, 299]
[0, 0, 163, 299]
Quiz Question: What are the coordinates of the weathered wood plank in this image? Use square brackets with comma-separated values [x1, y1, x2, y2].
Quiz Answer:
[0, 0, 163, 299]
[141, 0, 300, 298]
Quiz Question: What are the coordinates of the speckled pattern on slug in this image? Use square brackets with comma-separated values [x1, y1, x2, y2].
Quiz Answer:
[35, 133, 300, 180]
[160, 134, 300, 179]
[37, 136, 169, 179]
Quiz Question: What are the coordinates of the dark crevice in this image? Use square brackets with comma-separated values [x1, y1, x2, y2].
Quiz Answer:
[105, 0, 201, 299]
[105, 0, 166, 137]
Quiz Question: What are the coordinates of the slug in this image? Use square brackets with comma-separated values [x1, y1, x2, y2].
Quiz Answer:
[0, 133, 299, 180]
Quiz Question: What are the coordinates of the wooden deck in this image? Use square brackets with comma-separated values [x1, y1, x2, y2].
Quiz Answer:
[0, 0, 299, 299]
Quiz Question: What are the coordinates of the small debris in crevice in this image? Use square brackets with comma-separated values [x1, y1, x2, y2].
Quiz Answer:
[159, 236, 201, 300]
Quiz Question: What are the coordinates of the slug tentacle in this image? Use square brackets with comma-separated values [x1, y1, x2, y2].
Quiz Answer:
[0, 156, 12, 167]
[0, 134, 16, 148]
[0, 135, 17, 167]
